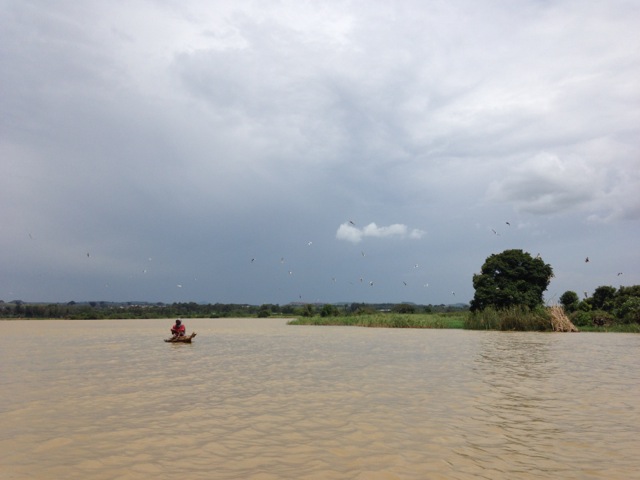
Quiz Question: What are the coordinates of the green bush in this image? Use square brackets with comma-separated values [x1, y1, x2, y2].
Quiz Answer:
[299, 304, 315, 317]
[392, 303, 417, 314]
[615, 297, 640, 324]
[590, 310, 615, 326]
[570, 311, 592, 327]
[320, 304, 339, 317]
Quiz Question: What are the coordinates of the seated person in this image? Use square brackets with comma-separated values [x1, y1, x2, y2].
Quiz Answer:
[170, 319, 186, 337]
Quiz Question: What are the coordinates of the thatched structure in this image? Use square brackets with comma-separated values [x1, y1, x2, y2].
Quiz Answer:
[549, 306, 578, 332]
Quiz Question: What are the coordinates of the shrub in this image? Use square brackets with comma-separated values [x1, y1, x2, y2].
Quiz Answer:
[615, 297, 640, 324]
[392, 303, 417, 314]
[570, 311, 592, 327]
[320, 304, 339, 317]
[590, 310, 615, 326]
[299, 304, 315, 317]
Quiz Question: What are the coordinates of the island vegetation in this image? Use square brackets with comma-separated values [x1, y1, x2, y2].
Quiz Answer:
[2, 249, 638, 332]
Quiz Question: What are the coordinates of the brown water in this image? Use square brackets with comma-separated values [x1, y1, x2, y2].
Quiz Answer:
[1, 319, 639, 480]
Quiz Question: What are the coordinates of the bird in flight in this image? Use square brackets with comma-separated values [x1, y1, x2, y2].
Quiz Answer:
[585, 257, 590, 263]
[505, 221, 511, 226]
[349, 220, 356, 226]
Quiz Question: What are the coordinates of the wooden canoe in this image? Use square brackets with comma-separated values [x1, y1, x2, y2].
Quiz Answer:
[164, 332, 197, 343]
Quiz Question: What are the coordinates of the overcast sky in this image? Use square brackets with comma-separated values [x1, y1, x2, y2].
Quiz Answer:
[2, 0, 639, 306]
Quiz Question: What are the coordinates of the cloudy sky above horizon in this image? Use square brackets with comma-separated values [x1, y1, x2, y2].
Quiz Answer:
[2, 0, 639, 306]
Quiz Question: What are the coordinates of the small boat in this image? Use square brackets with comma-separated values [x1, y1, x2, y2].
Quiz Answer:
[164, 332, 197, 343]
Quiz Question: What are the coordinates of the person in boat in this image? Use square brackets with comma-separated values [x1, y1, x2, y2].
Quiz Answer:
[170, 319, 186, 338]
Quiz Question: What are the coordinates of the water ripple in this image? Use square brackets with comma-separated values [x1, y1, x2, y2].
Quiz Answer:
[1, 320, 639, 479]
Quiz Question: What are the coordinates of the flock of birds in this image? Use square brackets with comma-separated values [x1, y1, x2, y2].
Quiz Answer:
[32, 217, 624, 303]
[242, 220, 442, 302]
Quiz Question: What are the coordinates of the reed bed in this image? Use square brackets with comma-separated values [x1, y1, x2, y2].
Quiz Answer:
[288, 313, 466, 329]
[464, 306, 554, 331]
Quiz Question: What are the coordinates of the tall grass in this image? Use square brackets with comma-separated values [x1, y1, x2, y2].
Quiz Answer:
[288, 313, 465, 329]
[464, 306, 552, 331]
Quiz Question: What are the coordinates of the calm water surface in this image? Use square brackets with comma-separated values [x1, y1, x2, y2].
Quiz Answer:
[1, 318, 639, 479]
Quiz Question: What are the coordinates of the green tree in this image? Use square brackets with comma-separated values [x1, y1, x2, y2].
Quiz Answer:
[592, 286, 616, 312]
[320, 304, 339, 317]
[300, 304, 315, 317]
[560, 291, 580, 313]
[257, 304, 271, 318]
[392, 303, 416, 314]
[616, 297, 640, 324]
[470, 249, 553, 312]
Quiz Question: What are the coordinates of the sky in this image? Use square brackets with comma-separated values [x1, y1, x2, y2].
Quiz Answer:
[1, 0, 639, 306]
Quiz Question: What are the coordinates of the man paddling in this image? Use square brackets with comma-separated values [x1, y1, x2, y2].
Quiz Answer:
[170, 319, 186, 338]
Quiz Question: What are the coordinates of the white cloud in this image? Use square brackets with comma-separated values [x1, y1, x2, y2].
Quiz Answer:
[336, 222, 425, 244]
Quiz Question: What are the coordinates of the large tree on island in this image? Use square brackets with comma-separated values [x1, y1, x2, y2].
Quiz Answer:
[470, 249, 553, 312]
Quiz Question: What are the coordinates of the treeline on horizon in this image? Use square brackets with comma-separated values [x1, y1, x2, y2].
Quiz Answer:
[1, 284, 639, 329]
[0, 300, 468, 320]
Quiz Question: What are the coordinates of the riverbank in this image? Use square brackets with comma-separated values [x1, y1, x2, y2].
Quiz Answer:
[288, 313, 465, 328]
[288, 312, 639, 332]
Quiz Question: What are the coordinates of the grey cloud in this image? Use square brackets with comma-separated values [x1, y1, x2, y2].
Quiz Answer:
[1, 0, 639, 304]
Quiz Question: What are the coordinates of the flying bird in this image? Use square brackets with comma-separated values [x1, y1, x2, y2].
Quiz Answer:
[361, 251, 366, 257]
[505, 221, 511, 226]
[403, 281, 407, 286]
[349, 220, 356, 226]
[491, 229, 499, 236]
[307, 241, 313, 246]
[617, 272, 623, 276]
[585, 257, 589, 263]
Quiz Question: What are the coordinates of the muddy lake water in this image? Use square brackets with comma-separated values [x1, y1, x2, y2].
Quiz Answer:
[1, 318, 639, 479]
